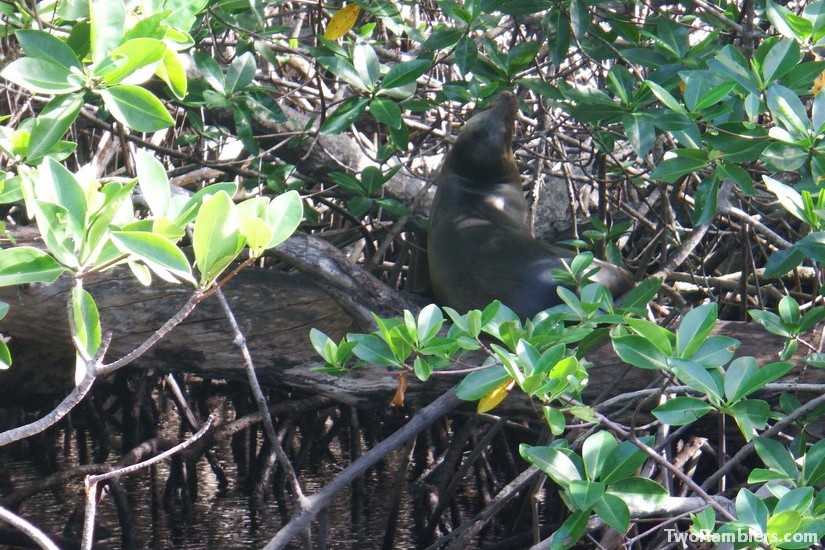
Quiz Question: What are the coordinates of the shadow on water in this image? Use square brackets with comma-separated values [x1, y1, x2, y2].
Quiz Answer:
[0, 381, 537, 550]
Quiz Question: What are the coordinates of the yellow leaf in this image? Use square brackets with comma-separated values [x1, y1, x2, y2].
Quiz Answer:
[324, 4, 361, 40]
[814, 68, 825, 97]
[477, 378, 515, 413]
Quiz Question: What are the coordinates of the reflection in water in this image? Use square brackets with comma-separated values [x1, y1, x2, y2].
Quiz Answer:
[1, 395, 434, 549]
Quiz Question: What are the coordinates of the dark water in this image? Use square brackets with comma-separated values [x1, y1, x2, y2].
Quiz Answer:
[1, 396, 426, 549]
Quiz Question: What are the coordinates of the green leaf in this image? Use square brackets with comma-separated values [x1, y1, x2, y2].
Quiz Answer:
[592, 493, 630, 533]
[652, 397, 713, 425]
[423, 26, 464, 51]
[623, 112, 655, 157]
[456, 365, 510, 401]
[192, 190, 244, 286]
[319, 97, 369, 135]
[233, 104, 257, 155]
[582, 431, 618, 481]
[28, 93, 83, 161]
[682, 71, 733, 112]
[0, 246, 66, 286]
[612, 335, 669, 370]
[520, 444, 582, 487]
[265, 190, 302, 248]
[39, 157, 87, 243]
[90, 0, 126, 63]
[348, 333, 401, 367]
[569, 480, 605, 511]
[796, 232, 825, 264]
[0, 339, 11, 370]
[748, 361, 793, 394]
[225, 51, 256, 95]
[749, 309, 792, 337]
[767, 510, 802, 543]
[767, 84, 811, 140]
[799, 306, 825, 332]
[369, 97, 403, 129]
[135, 149, 170, 218]
[676, 302, 717, 357]
[381, 58, 430, 90]
[761, 142, 808, 171]
[766, 0, 813, 40]
[707, 46, 760, 96]
[506, 40, 539, 73]
[193, 52, 225, 94]
[730, 399, 770, 440]
[27, 200, 78, 267]
[607, 477, 668, 513]
[649, 149, 709, 183]
[495, 0, 554, 16]
[645, 80, 687, 115]
[764, 246, 806, 279]
[98, 37, 166, 86]
[164, 0, 208, 31]
[774, 487, 814, 515]
[724, 356, 758, 403]
[802, 439, 825, 485]
[172, 182, 238, 225]
[239, 216, 272, 254]
[15, 29, 80, 69]
[453, 35, 478, 75]
[624, 318, 673, 355]
[99, 85, 174, 132]
[317, 56, 368, 91]
[753, 437, 798, 480]
[736, 489, 769, 533]
[71, 285, 101, 360]
[0, 58, 79, 94]
[778, 294, 801, 325]
[655, 18, 689, 57]
[617, 277, 661, 316]
[109, 231, 193, 284]
[547, 7, 571, 66]
[764, 176, 806, 222]
[417, 304, 443, 344]
[413, 356, 432, 381]
[763, 39, 802, 84]
[84, 181, 137, 261]
[353, 43, 380, 91]
[690, 335, 739, 368]
[309, 328, 336, 363]
[693, 176, 718, 225]
[569, 0, 590, 38]
[670, 358, 723, 402]
[600, 440, 651, 484]
[716, 162, 756, 195]
[157, 49, 188, 100]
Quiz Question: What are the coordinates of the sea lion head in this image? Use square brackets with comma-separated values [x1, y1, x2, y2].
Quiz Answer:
[442, 91, 520, 185]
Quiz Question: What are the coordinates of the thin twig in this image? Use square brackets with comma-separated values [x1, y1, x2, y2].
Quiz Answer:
[81, 416, 215, 550]
[0, 334, 110, 447]
[263, 389, 463, 549]
[214, 289, 309, 506]
[701, 390, 825, 491]
[96, 290, 204, 375]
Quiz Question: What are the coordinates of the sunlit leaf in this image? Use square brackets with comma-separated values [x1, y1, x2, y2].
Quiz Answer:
[324, 3, 361, 40]
[477, 378, 515, 413]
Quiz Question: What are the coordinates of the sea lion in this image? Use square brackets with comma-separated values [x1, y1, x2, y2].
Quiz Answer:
[427, 91, 632, 318]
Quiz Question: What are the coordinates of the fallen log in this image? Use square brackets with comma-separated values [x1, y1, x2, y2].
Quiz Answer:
[0, 243, 822, 412]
